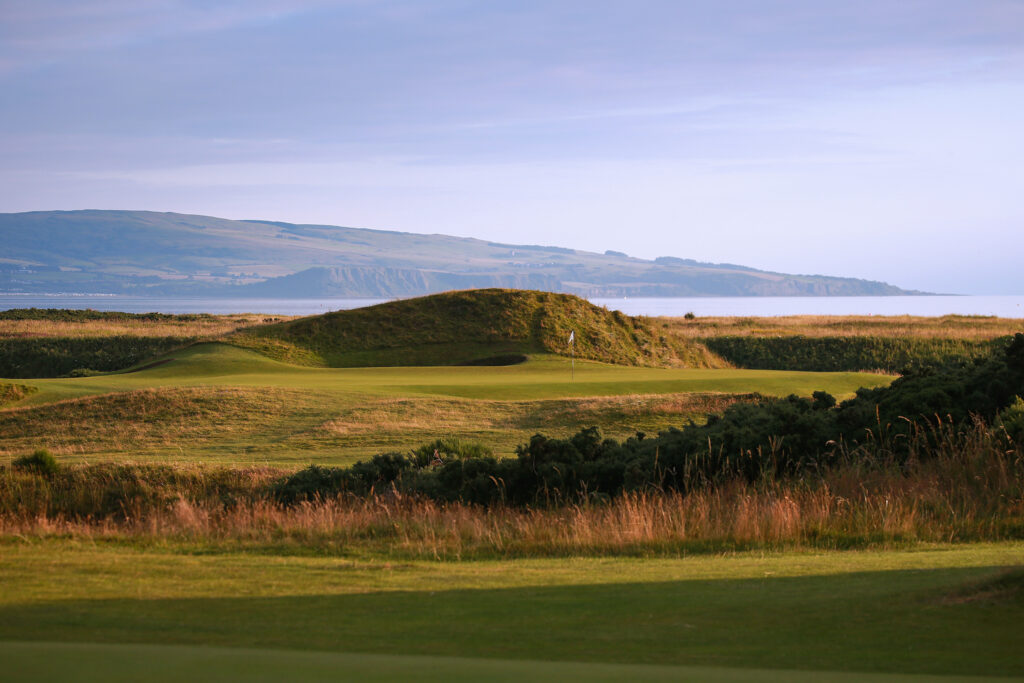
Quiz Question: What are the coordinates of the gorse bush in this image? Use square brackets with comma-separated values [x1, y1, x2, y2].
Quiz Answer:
[274, 453, 413, 503]
[0, 336, 194, 378]
[411, 438, 493, 466]
[12, 449, 60, 477]
[996, 396, 1024, 444]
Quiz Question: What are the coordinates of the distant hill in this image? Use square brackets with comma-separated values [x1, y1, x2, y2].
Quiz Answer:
[232, 289, 726, 368]
[0, 210, 926, 297]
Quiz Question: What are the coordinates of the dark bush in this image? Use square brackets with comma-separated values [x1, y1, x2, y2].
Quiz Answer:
[12, 449, 60, 477]
[272, 464, 355, 504]
[0, 336, 195, 378]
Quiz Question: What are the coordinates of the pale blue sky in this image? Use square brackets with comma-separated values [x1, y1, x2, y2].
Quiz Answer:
[2, 1, 1022, 293]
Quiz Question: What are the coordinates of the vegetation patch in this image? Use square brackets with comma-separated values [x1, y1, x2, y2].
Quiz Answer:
[234, 289, 726, 368]
[11, 449, 59, 477]
[0, 309, 280, 340]
[668, 313, 1024, 340]
[0, 336, 197, 378]
[0, 381, 36, 407]
[701, 335, 1002, 373]
[0, 386, 336, 458]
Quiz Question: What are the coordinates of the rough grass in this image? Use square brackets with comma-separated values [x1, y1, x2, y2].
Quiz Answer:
[0, 384, 750, 463]
[0, 386, 336, 461]
[0, 311, 285, 339]
[234, 289, 727, 368]
[0, 382, 36, 408]
[666, 314, 1024, 339]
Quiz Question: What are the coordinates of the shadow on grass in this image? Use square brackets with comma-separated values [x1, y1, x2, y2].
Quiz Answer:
[0, 567, 1021, 677]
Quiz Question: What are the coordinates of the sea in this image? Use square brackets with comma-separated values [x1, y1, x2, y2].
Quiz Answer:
[0, 294, 1022, 318]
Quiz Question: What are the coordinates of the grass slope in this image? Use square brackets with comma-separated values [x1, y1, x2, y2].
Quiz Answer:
[235, 289, 725, 368]
[0, 543, 1020, 678]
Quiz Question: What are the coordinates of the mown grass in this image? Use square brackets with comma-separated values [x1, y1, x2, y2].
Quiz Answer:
[0, 542, 1020, 678]
[15, 643, 993, 683]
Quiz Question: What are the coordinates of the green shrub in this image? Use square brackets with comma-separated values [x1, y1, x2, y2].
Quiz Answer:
[996, 396, 1024, 444]
[12, 449, 60, 476]
[411, 438, 493, 467]
[0, 336, 195, 378]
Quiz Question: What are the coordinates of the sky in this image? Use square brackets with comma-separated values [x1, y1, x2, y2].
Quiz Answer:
[1, 1, 1022, 294]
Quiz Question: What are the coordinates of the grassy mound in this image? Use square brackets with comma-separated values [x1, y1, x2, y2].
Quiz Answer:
[0, 382, 37, 408]
[233, 289, 725, 368]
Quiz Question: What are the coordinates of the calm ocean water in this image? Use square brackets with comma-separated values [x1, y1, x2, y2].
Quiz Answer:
[1, 294, 1023, 318]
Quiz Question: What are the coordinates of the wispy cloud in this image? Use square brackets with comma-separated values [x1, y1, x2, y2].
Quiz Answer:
[0, 0, 340, 70]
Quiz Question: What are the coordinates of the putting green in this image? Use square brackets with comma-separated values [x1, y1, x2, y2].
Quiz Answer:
[11, 342, 894, 406]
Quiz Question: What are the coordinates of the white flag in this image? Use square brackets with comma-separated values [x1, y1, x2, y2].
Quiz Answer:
[568, 330, 575, 344]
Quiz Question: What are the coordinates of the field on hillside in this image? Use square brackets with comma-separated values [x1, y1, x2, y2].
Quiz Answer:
[1, 343, 891, 464]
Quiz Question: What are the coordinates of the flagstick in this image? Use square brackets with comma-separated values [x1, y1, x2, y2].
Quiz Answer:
[568, 330, 575, 381]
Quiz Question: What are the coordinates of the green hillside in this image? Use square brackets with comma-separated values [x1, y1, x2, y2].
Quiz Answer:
[0, 210, 924, 297]
[233, 289, 725, 368]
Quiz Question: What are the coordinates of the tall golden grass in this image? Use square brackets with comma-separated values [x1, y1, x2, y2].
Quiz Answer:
[0, 314, 293, 340]
[2, 418, 1020, 558]
[663, 314, 1024, 340]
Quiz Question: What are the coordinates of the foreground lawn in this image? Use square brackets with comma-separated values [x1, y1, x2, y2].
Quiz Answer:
[3, 642, 1013, 682]
[1, 343, 893, 464]
[0, 542, 1021, 680]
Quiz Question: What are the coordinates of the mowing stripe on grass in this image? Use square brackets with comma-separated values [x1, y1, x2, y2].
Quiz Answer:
[1, 642, 1017, 683]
